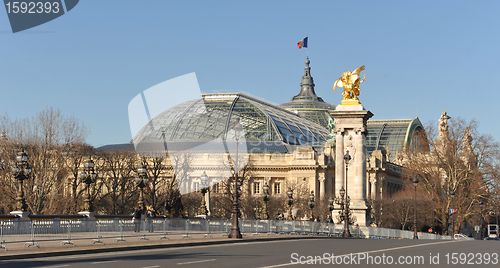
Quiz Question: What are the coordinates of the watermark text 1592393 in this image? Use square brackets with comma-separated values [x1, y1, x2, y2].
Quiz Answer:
[3, 0, 79, 33]
[5, 2, 60, 14]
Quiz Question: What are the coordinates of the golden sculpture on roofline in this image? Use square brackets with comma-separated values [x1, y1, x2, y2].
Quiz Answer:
[333, 65, 366, 105]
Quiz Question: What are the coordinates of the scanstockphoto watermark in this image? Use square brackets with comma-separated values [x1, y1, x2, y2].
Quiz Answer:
[291, 252, 426, 265]
[3, 0, 79, 33]
[290, 252, 499, 265]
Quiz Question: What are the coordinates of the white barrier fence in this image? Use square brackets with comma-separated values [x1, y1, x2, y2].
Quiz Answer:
[0, 217, 450, 247]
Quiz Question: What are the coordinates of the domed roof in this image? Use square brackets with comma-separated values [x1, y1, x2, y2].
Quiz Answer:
[279, 57, 335, 129]
[366, 118, 425, 160]
[133, 93, 330, 153]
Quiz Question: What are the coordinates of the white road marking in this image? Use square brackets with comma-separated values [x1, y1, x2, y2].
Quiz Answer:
[41, 265, 69, 268]
[26, 239, 299, 261]
[177, 259, 216, 265]
[260, 240, 458, 267]
[92, 260, 118, 264]
[140, 266, 160, 268]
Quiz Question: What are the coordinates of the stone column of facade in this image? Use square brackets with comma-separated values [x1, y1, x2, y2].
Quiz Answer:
[352, 129, 366, 201]
[369, 175, 377, 200]
[330, 105, 373, 226]
[319, 175, 325, 200]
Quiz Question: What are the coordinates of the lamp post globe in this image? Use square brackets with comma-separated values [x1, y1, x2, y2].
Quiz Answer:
[344, 150, 351, 164]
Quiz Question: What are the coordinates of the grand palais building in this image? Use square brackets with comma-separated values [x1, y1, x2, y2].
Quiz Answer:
[103, 58, 424, 226]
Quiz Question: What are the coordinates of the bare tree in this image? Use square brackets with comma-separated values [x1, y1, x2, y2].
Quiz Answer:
[0, 137, 17, 213]
[56, 143, 95, 213]
[285, 180, 312, 220]
[402, 116, 498, 234]
[99, 149, 136, 214]
[139, 156, 174, 214]
[219, 152, 254, 219]
[0, 108, 89, 214]
[374, 187, 433, 231]
[168, 151, 195, 217]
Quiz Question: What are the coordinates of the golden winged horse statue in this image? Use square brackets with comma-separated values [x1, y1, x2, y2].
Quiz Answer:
[332, 65, 366, 101]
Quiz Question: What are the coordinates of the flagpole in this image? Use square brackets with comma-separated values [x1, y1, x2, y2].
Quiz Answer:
[307, 35, 309, 57]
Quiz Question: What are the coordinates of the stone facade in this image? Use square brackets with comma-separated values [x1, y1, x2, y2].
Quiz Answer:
[160, 137, 403, 226]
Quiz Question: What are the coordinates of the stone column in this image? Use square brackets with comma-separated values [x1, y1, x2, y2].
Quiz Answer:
[351, 129, 366, 201]
[319, 175, 325, 200]
[369, 175, 377, 200]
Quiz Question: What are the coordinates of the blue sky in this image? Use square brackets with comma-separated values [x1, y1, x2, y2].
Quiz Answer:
[1, 0, 499, 147]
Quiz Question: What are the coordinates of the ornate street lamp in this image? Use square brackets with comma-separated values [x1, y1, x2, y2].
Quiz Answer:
[308, 191, 315, 219]
[328, 197, 334, 214]
[413, 176, 419, 239]
[286, 189, 294, 220]
[431, 197, 435, 233]
[479, 201, 484, 240]
[342, 150, 352, 238]
[487, 205, 499, 238]
[328, 196, 335, 224]
[198, 171, 209, 216]
[495, 209, 499, 238]
[262, 183, 270, 220]
[450, 190, 455, 239]
[135, 165, 148, 209]
[80, 156, 97, 212]
[11, 148, 31, 212]
[334, 187, 351, 237]
[229, 118, 243, 238]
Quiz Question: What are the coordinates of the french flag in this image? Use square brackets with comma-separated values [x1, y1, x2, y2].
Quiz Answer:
[297, 37, 308, 49]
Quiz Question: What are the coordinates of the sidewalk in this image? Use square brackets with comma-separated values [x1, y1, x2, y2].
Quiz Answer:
[0, 231, 318, 260]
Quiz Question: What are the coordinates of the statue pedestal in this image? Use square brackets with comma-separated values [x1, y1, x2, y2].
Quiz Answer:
[340, 99, 361, 106]
[330, 104, 373, 226]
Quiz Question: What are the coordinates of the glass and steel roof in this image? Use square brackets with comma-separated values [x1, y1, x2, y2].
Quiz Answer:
[125, 57, 426, 163]
[366, 118, 424, 160]
[133, 93, 330, 153]
[279, 107, 334, 130]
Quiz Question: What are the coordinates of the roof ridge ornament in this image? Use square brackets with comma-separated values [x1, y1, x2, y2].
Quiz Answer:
[291, 57, 324, 102]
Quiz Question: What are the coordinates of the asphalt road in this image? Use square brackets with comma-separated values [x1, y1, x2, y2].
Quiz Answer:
[1, 238, 499, 268]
